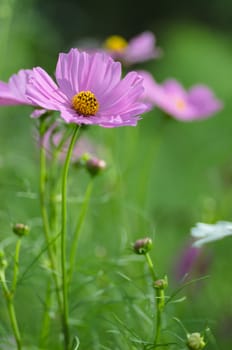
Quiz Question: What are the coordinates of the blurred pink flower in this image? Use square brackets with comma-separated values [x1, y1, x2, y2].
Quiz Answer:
[26, 48, 148, 128]
[104, 31, 161, 65]
[0, 69, 46, 117]
[174, 241, 212, 281]
[138, 70, 223, 121]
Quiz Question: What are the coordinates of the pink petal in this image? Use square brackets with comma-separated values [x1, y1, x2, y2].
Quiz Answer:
[26, 67, 69, 110]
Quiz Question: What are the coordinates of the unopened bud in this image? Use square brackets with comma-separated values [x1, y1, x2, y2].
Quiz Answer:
[12, 223, 30, 237]
[86, 157, 106, 176]
[133, 237, 152, 255]
[154, 275, 168, 290]
[0, 251, 8, 270]
[187, 332, 206, 350]
[75, 153, 106, 176]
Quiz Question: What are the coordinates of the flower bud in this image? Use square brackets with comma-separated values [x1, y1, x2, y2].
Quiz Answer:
[187, 332, 206, 350]
[86, 157, 106, 176]
[12, 223, 30, 237]
[154, 275, 168, 290]
[0, 250, 8, 271]
[75, 152, 106, 176]
[133, 237, 152, 255]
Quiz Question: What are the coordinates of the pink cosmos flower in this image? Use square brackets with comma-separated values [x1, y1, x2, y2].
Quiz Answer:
[104, 31, 161, 65]
[26, 48, 148, 128]
[0, 69, 46, 117]
[138, 70, 223, 121]
[173, 240, 212, 296]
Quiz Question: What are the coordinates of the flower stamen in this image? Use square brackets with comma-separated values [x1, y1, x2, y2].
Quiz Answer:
[104, 35, 128, 52]
[175, 98, 186, 110]
[72, 91, 99, 116]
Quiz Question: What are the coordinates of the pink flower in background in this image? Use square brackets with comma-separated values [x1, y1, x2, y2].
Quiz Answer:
[138, 70, 223, 121]
[0, 69, 46, 117]
[174, 241, 212, 281]
[26, 48, 148, 127]
[104, 31, 161, 65]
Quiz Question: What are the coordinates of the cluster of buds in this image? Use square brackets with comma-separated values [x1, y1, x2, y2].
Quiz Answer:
[186, 332, 206, 350]
[133, 237, 152, 255]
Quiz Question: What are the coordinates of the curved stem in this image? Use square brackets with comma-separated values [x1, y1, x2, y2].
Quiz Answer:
[61, 124, 80, 349]
[0, 272, 22, 350]
[68, 179, 93, 285]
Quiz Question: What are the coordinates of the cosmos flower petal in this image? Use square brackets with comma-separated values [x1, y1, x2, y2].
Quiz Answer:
[26, 67, 69, 110]
[0, 70, 35, 106]
[0, 80, 23, 105]
[100, 71, 143, 110]
[56, 50, 77, 98]
[191, 221, 232, 247]
[125, 31, 161, 64]
[0, 81, 12, 96]
[8, 70, 31, 103]
[81, 52, 121, 94]
[187, 85, 223, 117]
[162, 79, 187, 97]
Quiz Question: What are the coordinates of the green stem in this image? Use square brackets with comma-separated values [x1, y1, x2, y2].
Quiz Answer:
[145, 252, 157, 281]
[49, 126, 73, 235]
[61, 124, 80, 350]
[144, 253, 164, 348]
[68, 179, 93, 285]
[11, 239, 21, 294]
[39, 139, 63, 315]
[0, 272, 22, 350]
[40, 278, 52, 348]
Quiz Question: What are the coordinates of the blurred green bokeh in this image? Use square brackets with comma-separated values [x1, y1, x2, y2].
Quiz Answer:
[0, 0, 232, 348]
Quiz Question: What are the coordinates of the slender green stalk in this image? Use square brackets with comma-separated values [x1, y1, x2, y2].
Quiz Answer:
[11, 239, 21, 294]
[145, 252, 158, 281]
[39, 141, 63, 313]
[60, 124, 80, 349]
[68, 179, 93, 285]
[145, 252, 164, 348]
[40, 278, 52, 348]
[49, 126, 73, 236]
[0, 272, 22, 350]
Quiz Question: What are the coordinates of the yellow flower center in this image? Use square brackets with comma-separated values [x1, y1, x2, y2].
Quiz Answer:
[72, 91, 99, 116]
[104, 35, 128, 52]
[175, 98, 186, 110]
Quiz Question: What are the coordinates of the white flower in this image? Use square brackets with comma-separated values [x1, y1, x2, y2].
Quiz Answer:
[191, 221, 232, 247]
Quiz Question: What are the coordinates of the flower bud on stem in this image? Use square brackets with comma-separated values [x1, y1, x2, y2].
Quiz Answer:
[187, 332, 206, 350]
[133, 237, 165, 348]
[12, 223, 30, 237]
[144, 252, 164, 348]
